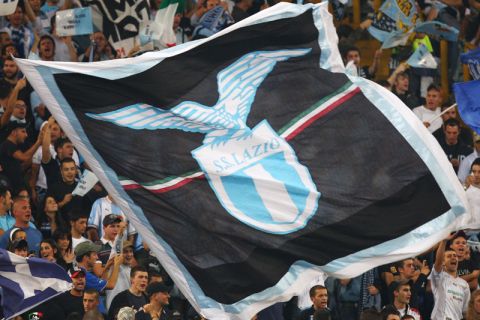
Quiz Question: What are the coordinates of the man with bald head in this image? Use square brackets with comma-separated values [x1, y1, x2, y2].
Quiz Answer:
[0, 196, 42, 252]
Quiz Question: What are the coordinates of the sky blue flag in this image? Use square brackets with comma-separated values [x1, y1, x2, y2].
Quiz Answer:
[454, 79, 480, 134]
[461, 47, 480, 80]
[414, 21, 459, 42]
[0, 248, 72, 319]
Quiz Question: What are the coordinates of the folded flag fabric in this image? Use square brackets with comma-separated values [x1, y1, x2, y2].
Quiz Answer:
[0, 249, 72, 319]
[454, 79, 480, 135]
[17, 3, 470, 319]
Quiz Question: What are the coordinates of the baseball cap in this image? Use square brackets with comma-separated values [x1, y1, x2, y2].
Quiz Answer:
[146, 282, 170, 298]
[74, 241, 101, 257]
[68, 266, 86, 278]
[9, 227, 22, 242]
[103, 214, 122, 226]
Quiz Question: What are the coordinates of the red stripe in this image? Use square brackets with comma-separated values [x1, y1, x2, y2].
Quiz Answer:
[122, 87, 359, 193]
[285, 87, 360, 141]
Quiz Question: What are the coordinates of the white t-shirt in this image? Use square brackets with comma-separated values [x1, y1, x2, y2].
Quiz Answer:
[429, 268, 470, 320]
[412, 105, 442, 133]
[32, 145, 80, 189]
[72, 236, 88, 250]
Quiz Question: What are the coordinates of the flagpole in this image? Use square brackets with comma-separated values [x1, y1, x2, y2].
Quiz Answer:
[428, 103, 457, 124]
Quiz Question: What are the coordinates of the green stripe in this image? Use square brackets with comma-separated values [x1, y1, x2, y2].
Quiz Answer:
[277, 81, 353, 135]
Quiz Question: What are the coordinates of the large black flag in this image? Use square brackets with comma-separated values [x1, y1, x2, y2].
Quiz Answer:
[19, 3, 470, 319]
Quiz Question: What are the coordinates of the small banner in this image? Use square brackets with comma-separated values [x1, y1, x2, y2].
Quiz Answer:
[407, 43, 438, 68]
[55, 7, 93, 37]
[0, 0, 18, 16]
[72, 169, 99, 196]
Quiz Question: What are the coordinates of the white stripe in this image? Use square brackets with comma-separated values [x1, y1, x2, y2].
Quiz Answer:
[280, 84, 357, 138]
[120, 171, 204, 190]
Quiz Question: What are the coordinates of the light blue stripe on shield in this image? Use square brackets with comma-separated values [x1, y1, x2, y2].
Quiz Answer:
[221, 152, 311, 226]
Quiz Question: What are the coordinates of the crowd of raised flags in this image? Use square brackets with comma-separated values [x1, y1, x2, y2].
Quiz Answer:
[0, 0, 478, 319]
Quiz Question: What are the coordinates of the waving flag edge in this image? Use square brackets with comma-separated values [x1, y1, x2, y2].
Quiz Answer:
[16, 3, 471, 319]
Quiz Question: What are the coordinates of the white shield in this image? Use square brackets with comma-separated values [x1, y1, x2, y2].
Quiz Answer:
[192, 120, 320, 234]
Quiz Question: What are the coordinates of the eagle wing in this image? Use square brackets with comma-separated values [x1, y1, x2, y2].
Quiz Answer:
[216, 49, 312, 124]
[86, 102, 216, 134]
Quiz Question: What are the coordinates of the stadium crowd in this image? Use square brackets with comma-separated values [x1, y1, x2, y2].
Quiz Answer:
[0, 0, 479, 318]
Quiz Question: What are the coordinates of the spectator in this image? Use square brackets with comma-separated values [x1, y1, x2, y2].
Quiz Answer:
[297, 285, 330, 320]
[36, 195, 66, 239]
[53, 228, 73, 262]
[412, 84, 443, 133]
[56, 268, 87, 318]
[108, 266, 149, 320]
[81, 32, 115, 62]
[135, 282, 171, 320]
[69, 207, 89, 249]
[380, 306, 401, 320]
[75, 241, 123, 293]
[96, 214, 125, 265]
[384, 280, 420, 320]
[466, 159, 480, 234]
[83, 289, 101, 314]
[7, 237, 28, 257]
[47, 157, 81, 217]
[30, 120, 61, 204]
[0, 121, 42, 194]
[430, 234, 470, 319]
[106, 240, 136, 310]
[458, 134, 480, 186]
[0, 196, 42, 252]
[49, 16, 78, 62]
[1, 5, 34, 58]
[466, 289, 480, 320]
[88, 195, 136, 243]
[391, 71, 419, 110]
[36, 34, 55, 61]
[342, 45, 381, 80]
[448, 231, 480, 290]
[0, 186, 12, 236]
[437, 119, 472, 173]
[433, 105, 473, 149]
[42, 132, 77, 188]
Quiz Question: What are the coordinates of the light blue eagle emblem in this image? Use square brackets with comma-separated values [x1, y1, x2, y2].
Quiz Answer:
[87, 49, 320, 234]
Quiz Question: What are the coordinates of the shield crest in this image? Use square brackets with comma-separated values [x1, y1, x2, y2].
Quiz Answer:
[193, 121, 320, 234]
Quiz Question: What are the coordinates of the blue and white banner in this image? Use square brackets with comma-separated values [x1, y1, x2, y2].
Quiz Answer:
[0, 0, 18, 16]
[414, 21, 459, 42]
[0, 249, 71, 319]
[379, 0, 418, 28]
[407, 43, 437, 69]
[55, 7, 93, 37]
[461, 47, 480, 80]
